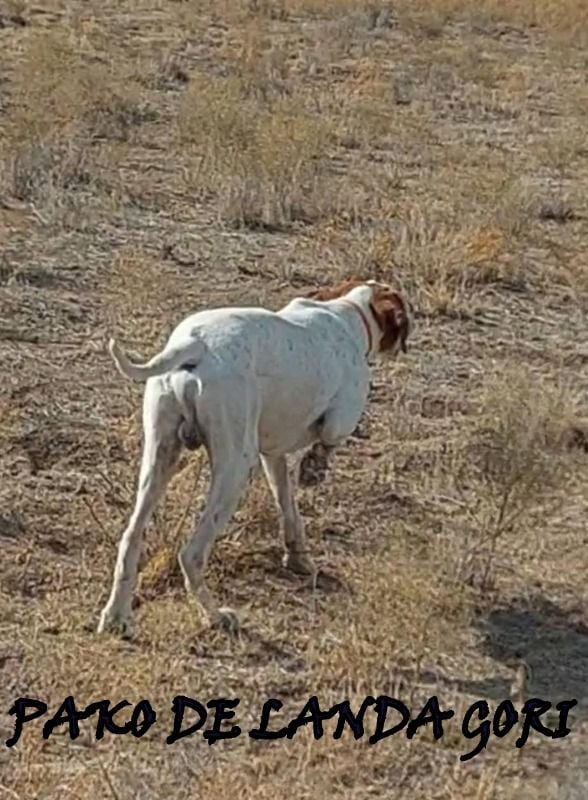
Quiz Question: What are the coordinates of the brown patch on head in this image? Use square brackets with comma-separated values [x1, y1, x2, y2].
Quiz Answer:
[369, 284, 410, 354]
[305, 277, 410, 355]
[304, 277, 365, 301]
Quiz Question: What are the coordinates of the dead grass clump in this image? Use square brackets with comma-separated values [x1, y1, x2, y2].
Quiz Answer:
[538, 129, 586, 179]
[394, 0, 588, 43]
[2, 30, 154, 217]
[84, 79, 157, 143]
[397, 4, 453, 38]
[491, 176, 537, 241]
[336, 68, 397, 149]
[286, 0, 397, 28]
[311, 201, 514, 315]
[472, 366, 576, 500]
[449, 167, 548, 248]
[317, 8, 386, 58]
[246, 0, 288, 19]
[7, 130, 90, 206]
[226, 24, 292, 104]
[177, 74, 257, 154]
[388, 206, 506, 314]
[436, 43, 506, 90]
[178, 74, 331, 229]
[6, 32, 81, 141]
[8, 31, 151, 145]
[444, 365, 579, 591]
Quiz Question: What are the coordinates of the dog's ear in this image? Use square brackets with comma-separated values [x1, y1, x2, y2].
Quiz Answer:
[370, 288, 410, 353]
[304, 277, 365, 301]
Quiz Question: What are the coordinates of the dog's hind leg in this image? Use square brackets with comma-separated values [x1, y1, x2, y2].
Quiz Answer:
[178, 384, 258, 633]
[178, 454, 256, 633]
[98, 380, 181, 638]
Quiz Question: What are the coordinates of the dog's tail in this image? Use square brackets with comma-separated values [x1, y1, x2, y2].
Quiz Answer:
[108, 336, 206, 382]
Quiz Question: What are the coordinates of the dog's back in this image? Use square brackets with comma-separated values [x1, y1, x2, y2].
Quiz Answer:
[165, 303, 367, 453]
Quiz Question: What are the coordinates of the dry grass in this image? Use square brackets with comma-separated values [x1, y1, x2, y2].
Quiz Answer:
[1, 0, 588, 798]
[0, 29, 153, 225]
[178, 73, 331, 229]
[437, 365, 581, 593]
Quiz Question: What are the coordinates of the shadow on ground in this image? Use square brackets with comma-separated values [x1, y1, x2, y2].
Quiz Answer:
[465, 594, 588, 714]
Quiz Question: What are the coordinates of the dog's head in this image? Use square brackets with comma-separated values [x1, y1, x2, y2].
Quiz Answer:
[305, 277, 410, 356]
[367, 280, 410, 355]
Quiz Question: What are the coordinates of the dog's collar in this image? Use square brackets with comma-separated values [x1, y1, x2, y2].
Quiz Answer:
[341, 299, 373, 356]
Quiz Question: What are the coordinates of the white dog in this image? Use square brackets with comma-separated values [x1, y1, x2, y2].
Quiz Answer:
[97, 278, 410, 637]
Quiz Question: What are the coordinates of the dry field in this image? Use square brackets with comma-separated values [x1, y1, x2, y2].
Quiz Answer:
[1, 0, 588, 797]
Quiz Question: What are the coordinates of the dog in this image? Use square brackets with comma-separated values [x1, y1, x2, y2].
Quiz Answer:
[97, 278, 410, 637]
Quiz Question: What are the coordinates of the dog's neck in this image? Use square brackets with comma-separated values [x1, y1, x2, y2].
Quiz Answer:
[336, 286, 381, 358]
[339, 298, 374, 356]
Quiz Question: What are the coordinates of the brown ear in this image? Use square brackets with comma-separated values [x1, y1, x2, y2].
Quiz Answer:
[305, 277, 366, 301]
[371, 289, 410, 353]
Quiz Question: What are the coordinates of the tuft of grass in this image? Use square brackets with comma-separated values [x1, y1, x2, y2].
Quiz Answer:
[309, 197, 518, 315]
[443, 365, 579, 592]
[491, 175, 537, 241]
[7, 131, 90, 206]
[226, 23, 292, 103]
[471, 365, 576, 503]
[393, 0, 588, 43]
[2, 30, 154, 220]
[336, 67, 397, 149]
[246, 0, 289, 20]
[178, 73, 331, 229]
[8, 31, 151, 145]
[386, 206, 506, 314]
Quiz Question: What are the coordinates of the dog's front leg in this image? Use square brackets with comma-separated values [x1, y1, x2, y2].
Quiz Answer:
[261, 454, 315, 575]
[298, 398, 364, 488]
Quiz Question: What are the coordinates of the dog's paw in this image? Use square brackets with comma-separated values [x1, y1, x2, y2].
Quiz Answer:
[298, 447, 329, 488]
[214, 607, 240, 635]
[97, 610, 134, 640]
[283, 552, 315, 576]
